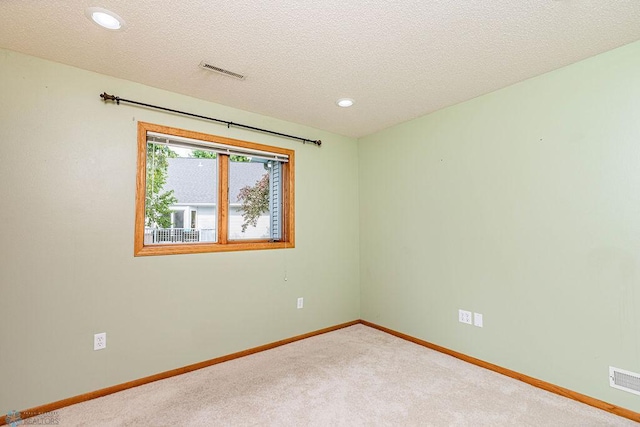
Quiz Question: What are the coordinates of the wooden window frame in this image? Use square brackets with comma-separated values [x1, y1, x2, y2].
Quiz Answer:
[134, 122, 295, 256]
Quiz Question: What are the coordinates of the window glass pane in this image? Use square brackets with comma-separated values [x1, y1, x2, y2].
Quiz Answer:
[173, 210, 184, 228]
[144, 143, 217, 244]
[228, 157, 280, 240]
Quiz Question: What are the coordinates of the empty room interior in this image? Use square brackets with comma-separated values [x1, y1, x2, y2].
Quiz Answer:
[1, 1, 640, 425]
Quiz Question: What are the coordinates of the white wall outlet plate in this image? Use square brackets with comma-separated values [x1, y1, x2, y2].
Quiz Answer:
[474, 312, 483, 327]
[94, 332, 106, 350]
[458, 309, 472, 324]
[297, 297, 304, 309]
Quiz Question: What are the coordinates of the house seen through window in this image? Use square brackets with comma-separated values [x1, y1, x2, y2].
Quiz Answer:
[135, 122, 294, 256]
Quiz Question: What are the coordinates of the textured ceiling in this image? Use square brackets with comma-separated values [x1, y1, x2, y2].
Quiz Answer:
[1, 1, 640, 138]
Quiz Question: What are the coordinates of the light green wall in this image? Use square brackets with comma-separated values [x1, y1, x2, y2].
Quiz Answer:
[0, 49, 360, 413]
[359, 40, 640, 411]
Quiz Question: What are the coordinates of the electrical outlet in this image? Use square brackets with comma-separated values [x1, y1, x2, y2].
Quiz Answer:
[297, 297, 304, 309]
[94, 332, 106, 350]
[474, 312, 483, 328]
[458, 309, 472, 325]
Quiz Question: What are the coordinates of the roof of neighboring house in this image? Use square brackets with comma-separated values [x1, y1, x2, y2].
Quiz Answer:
[164, 158, 268, 204]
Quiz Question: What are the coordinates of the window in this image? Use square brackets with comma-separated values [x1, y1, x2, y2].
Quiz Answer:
[190, 210, 197, 229]
[135, 122, 294, 256]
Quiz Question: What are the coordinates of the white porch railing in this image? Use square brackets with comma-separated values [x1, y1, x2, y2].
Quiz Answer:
[144, 228, 215, 244]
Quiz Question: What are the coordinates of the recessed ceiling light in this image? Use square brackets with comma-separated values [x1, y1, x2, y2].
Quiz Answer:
[336, 98, 354, 108]
[85, 7, 125, 30]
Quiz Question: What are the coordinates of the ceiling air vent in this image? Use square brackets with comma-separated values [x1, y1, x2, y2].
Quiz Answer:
[609, 366, 640, 396]
[199, 61, 245, 80]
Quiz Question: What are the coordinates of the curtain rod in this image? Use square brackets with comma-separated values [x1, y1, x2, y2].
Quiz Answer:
[99, 92, 322, 147]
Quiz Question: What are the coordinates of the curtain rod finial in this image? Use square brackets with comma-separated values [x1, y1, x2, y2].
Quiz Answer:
[100, 92, 117, 102]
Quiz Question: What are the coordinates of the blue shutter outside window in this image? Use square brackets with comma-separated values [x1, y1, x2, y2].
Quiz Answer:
[269, 162, 282, 240]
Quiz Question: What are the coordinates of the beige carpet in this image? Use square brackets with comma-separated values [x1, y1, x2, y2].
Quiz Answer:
[46, 325, 634, 426]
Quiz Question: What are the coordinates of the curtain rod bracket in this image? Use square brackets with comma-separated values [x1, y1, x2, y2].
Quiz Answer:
[98, 92, 321, 147]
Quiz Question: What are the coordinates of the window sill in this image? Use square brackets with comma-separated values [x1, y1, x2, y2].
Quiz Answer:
[134, 241, 295, 256]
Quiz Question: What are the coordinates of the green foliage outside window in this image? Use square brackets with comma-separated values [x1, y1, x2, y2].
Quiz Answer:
[146, 144, 177, 228]
[237, 173, 270, 232]
[192, 149, 249, 162]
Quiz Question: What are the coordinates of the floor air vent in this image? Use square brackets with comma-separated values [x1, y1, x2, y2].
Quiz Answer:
[199, 61, 245, 80]
[609, 366, 640, 396]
